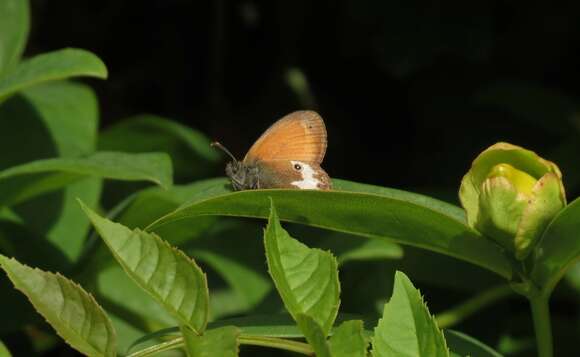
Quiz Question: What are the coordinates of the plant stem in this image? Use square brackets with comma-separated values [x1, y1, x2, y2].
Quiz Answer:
[126, 338, 182, 357]
[126, 334, 314, 357]
[529, 294, 553, 357]
[435, 285, 513, 329]
[238, 335, 313, 356]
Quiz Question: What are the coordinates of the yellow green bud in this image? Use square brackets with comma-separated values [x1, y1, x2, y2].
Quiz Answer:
[459, 143, 566, 259]
[487, 163, 537, 198]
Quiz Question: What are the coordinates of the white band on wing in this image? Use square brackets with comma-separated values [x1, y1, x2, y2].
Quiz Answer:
[290, 161, 321, 189]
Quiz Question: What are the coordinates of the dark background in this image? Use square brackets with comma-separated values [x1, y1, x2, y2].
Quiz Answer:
[27, 0, 580, 201]
[15, 1, 580, 355]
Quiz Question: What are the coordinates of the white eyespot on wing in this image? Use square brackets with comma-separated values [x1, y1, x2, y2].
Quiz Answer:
[290, 161, 321, 189]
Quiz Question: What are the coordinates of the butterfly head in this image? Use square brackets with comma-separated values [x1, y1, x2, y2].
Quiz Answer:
[212, 141, 259, 191]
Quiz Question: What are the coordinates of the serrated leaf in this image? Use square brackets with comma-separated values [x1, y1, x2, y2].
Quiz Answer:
[148, 178, 512, 279]
[185, 326, 240, 357]
[264, 200, 340, 336]
[0, 151, 172, 207]
[80, 201, 209, 335]
[0, 48, 107, 101]
[372, 271, 449, 357]
[329, 320, 369, 357]
[0, 0, 29, 74]
[0, 254, 116, 356]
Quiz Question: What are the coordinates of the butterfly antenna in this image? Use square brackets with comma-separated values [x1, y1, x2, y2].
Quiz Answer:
[211, 141, 238, 161]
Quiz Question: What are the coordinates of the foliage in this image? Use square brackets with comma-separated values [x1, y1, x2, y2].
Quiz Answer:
[1, 1, 580, 357]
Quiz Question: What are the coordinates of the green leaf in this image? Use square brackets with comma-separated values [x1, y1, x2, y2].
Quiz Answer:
[193, 247, 271, 310]
[116, 180, 221, 244]
[0, 341, 12, 357]
[0, 0, 29, 74]
[108, 313, 150, 356]
[372, 271, 449, 357]
[0, 254, 116, 356]
[531, 196, 580, 293]
[444, 330, 502, 357]
[209, 313, 369, 338]
[0, 339, 11, 357]
[98, 114, 221, 179]
[323, 235, 403, 265]
[187, 220, 272, 311]
[329, 320, 369, 357]
[127, 313, 371, 354]
[21, 81, 99, 156]
[4, 82, 102, 262]
[0, 81, 98, 170]
[95, 264, 179, 330]
[0, 48, 107, 101]
[80, 202, 209, 335]
[264, 200, 340, 335]
[208, 314, 302, 338]
[148, 178, 512, 279]
[334, 180, 466, 222]
[295, 314, 332, 357]
[0, 151, 172, 207]
[185, 326, 240, 357]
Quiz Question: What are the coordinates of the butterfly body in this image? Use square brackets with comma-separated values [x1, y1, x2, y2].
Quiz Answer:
[217, 111, 332, 191]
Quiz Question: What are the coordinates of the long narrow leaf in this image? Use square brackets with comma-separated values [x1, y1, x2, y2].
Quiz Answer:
[148, 178, 512, 279]
[98, 115, 221, 177]
[0, 0, 29, 73]
[444, 330, 502, 357]
[0, 48, 107, 101]
[0, 152, 172, 207]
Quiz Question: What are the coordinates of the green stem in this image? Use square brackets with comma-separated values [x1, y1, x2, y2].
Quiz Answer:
[529, 294, 553, 357]
[126, 338, 182, 357]
[238, 335, 313, 355]
[435, 285, 513, 329]
[126, 334, 313, 357]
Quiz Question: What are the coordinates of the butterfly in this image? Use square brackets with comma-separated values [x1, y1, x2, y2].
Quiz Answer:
[212, 110, 332, 191]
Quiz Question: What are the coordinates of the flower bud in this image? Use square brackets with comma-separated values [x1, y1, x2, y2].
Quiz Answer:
[459, 143, 566, 259]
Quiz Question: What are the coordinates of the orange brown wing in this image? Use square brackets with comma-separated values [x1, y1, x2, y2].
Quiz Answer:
[243, 110, 327, 164]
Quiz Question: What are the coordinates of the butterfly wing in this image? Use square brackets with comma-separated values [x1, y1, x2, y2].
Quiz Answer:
[256, 160, 332, 190]
[243, 110, 327, 164]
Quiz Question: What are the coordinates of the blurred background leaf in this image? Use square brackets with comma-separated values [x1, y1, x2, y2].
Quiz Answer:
[1, 0, 579, 355]
[98, 114, 221, 181]
[0, 0, 29, 74]
[0, 48, 107, 101]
